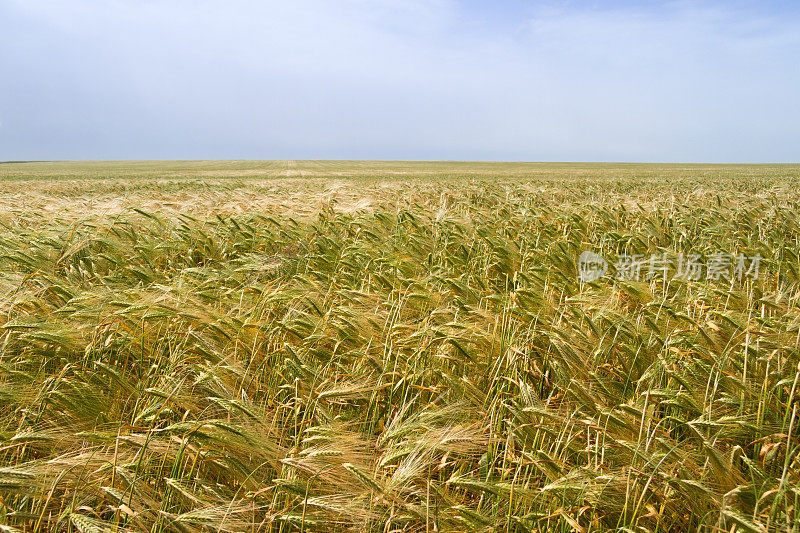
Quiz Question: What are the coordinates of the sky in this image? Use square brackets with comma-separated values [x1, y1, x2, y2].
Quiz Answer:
[1, 0, 799, 162]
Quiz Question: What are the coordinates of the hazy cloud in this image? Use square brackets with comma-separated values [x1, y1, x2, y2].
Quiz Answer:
[1, 0, 798, 161]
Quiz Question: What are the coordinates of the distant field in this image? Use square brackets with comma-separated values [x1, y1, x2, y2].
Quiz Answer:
[1, 160, 799, 220]
[1, 161, 799, 531]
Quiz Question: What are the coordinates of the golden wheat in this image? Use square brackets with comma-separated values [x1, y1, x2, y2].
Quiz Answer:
[0, 161, 798, 531]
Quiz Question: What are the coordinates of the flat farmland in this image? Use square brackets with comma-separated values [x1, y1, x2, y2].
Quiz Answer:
[1, 161, 799, 532]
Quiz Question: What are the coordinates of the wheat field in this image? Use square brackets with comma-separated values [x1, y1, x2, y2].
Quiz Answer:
[1, 161, 799, 532]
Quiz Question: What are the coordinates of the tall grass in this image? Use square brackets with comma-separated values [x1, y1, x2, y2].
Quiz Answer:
[0, 163, 799, 531]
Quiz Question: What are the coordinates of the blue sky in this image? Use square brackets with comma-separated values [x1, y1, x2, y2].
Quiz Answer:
[1, 1, 798, 162]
